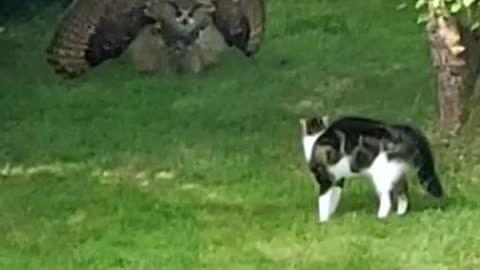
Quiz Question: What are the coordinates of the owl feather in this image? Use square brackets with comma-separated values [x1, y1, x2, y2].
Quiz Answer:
[212, 0, 265, 56]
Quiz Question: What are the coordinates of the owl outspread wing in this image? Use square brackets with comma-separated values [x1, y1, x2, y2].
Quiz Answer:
[46, 0, 155, 78]
[211, 0, 265, 56]
[46, 0, 266, 78]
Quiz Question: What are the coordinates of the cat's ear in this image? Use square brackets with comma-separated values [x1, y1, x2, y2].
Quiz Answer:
[299, 118, 307, 137]
[321, 115, 330, 127]
[314, 115, 329, 130]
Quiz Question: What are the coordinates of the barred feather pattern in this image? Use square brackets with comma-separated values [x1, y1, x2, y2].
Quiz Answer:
[212, 0, 265, 56]
[239, 0, 265, 56]
[46, 0, 153, 78]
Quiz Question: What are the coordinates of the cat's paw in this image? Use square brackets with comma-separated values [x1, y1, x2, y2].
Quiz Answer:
[377, 211, 390, 220]
[396, 197, 408, 216]
[318, 216, 331, 223]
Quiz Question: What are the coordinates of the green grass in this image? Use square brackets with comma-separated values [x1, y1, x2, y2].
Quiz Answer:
[2, 0, 480, 269]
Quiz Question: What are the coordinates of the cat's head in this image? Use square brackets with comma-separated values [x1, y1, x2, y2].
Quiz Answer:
[299, 116, 329, 137]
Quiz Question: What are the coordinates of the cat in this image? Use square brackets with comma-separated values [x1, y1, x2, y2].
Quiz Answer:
[299, 115, 444, 223]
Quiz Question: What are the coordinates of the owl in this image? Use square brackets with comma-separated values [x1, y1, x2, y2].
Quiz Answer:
[46, 0, 266, 78]
[128, 0, 231, 74]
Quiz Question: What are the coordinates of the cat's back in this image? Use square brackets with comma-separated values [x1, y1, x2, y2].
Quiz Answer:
[326, 116, 392, 139]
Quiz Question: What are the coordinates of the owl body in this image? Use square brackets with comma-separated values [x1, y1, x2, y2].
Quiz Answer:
[46, 0, 265, 78]
[128, 24, 171, 73]
[127, 10, 228, 74]
[175, 23, 228, 73]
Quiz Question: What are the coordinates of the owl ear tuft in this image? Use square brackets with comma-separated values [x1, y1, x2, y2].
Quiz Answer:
[196, 0, 216, 13]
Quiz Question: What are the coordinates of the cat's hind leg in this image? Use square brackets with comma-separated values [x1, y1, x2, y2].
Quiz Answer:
[368, 153, 407, 220]
[392, 176, 409, 216]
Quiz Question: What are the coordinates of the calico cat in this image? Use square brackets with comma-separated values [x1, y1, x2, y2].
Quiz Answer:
[299, 115, 443, 222]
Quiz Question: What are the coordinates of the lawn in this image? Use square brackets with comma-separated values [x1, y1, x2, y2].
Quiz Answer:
[1, 0, 480, 269]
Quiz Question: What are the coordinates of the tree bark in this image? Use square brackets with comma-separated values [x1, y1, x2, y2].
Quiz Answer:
[426, 14, 480, 137]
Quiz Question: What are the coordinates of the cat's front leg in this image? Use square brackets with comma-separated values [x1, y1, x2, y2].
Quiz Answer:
[392, 175, 409, 216]
[316, 176, 338, 223]
[318, 189, 332, 222]
[329, 179, 345, 216]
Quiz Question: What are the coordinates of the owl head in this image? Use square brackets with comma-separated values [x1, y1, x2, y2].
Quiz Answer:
[147, 0, 215, 40]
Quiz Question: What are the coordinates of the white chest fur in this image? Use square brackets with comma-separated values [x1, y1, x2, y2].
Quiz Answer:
[327, 156, 353, 180]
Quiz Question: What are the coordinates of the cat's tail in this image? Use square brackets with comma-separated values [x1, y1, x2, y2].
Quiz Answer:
[395, 125, 444, 197]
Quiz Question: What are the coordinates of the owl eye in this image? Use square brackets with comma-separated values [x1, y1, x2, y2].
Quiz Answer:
[175, 10, 182, 17]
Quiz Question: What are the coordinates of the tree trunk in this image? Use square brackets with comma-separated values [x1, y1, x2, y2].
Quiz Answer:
[426, 14, 480, 137]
